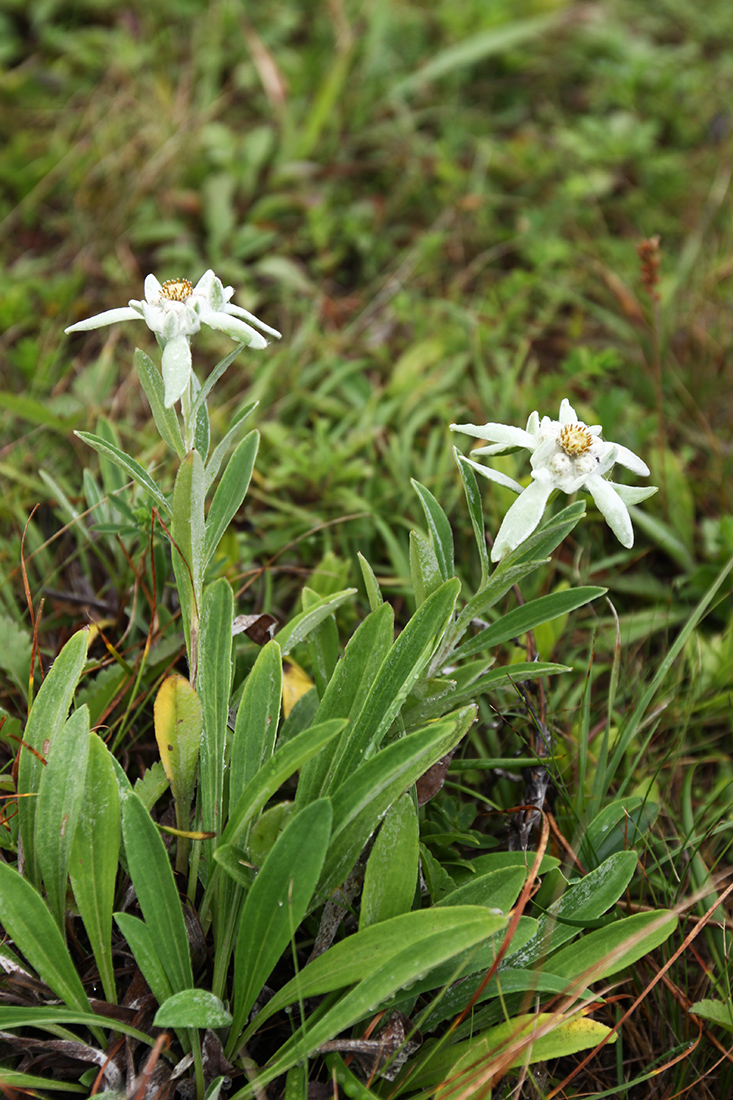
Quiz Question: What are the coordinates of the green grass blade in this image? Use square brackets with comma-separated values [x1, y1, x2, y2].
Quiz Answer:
[35, 706, 90, 934]
[69, 731, 121, 1004]
[114, 912, 174, 1008]
[610, 554, 733, 793]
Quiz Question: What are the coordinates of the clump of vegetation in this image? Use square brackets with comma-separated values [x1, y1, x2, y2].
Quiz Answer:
[1, 1, 732, 1097]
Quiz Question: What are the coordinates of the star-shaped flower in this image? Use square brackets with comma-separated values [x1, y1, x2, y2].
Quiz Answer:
[451, 399, 656, 560]
[65, 270, 281, 407]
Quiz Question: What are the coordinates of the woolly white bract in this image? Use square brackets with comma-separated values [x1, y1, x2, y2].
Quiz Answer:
[452, 399, 656, 561]
[66, 270, 281, 407]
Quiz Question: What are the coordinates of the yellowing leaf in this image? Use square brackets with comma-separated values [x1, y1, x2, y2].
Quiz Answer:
[153, 673, 203, 836]
[282, 658, 314, 718]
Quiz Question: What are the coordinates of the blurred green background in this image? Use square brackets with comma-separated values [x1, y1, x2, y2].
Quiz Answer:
[2, 0, 732, 646]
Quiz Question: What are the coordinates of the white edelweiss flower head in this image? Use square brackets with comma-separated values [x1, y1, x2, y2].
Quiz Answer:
[65, 269, 282, 408]
[451, 397, 656, 560]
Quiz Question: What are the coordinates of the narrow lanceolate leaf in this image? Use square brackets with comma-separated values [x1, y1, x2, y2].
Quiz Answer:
[120, 792, 193, 993]
[198, 578, 234, 850]
[243, 906, 507, 1040]
[411, 478, 455, 580]
[74, 431, 169, 513]
[251, 913, 507, 1088]
[221, 719, 346, 850]
[204, 401, 258, 490]
[204, 430, 259, 566]
[452, 586, 607, 662]
[324, 578, 460, 794]
[171, 450, 206, 660]
[359, 793, 419, 929]
[316, 706, 475, 906]
[69, 732, 121, 1004]
[409, 529, 443, 607]
[296, 601, 394, 809]
[274, 588, 357, 656]
[114, 912, 173, 1009]
[548, 909, 678, 983]
[455, 449, 490, 587]
[18, 628, 90, 890]
[135, 348, 186, 458]
[227, 800, 332, 1057]
[35, 706, 90, 935]
[0, 863, 94, 1021]
[230, 640, 282, 810]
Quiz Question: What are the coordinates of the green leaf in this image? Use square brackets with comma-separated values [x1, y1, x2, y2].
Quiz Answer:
[74, 431, 169, 513]
[120, 791, 193, 993]
[251, 910, 507, 1088]
[243, 905, 506, 1042]
[690, 999, 733, 1032]
[69, 732, 121, 1004]
[316, 706, 475, 905]
[296, 601, 394, 808]
[227, 800, 332, 1055]
[18, 627, 90, 889]
[221, 719, 346, 850]
[204, 430, 259, 566]
[114, 912, 173, 1008]
[230, 640, 282, 809]
[409, 529, 443, 607]
[505, 850, 639, 966]
[359, 793, 419, 929]
[0, 1005, 155, 1047]
[580, 797, 659, 868]
[275, 588, 357, 656]
[198, 578, 234, 849]
[411, 478, 455, 580]
[455, 449, 490, 587]
[189, 343, 248, 425]
[303, 586, 340, 698]
[204, 401, 258, 490]
[452, 587, 607, 662]
[171, 449, 206, 661]
[0, 1068, 87, 1093]
[0, 863, 94, 1021]
[549, 909, 677, 982]
[154, 989, 232, 1029]
[135, 347, 185, 458]
[357, 551, 383, 610]
[324, 578, 460, 792]
[36, 706, 90, 934]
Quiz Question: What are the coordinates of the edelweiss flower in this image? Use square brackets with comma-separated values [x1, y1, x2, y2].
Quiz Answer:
[451, 399, 656, 561]
[65, 270, 281, 407]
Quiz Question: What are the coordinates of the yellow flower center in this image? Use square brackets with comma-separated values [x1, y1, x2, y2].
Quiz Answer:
[559, 423, 593, 456]
[160, 278, 193, 302]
